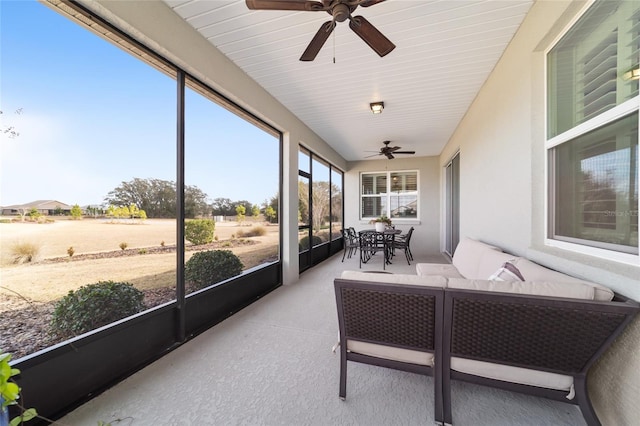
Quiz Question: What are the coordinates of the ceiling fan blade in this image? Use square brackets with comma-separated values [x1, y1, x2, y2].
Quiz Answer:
[385, 153, 395, 159]
[360, 0, 386, 7]
[365, 153, 382, 158]
[394, 151, 416, 154]
[349, 15, 395, 57]
[245, 0, 326, 11]
[300, 21, 335, 61]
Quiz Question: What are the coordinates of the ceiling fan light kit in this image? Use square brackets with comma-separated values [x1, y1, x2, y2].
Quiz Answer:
[245, 0, 395, 62]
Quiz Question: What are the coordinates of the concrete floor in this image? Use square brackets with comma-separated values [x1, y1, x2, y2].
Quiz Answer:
[61, 250, 586, 426]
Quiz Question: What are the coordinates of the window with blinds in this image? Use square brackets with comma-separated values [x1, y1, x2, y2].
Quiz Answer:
[552, 113, 638, 254]
[361, 171, 418, 220]
[547, 0, 640, 258]
[548, 1, 639, 138]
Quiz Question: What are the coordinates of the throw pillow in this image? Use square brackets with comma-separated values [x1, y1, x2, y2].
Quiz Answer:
[489, 261, 525, 281]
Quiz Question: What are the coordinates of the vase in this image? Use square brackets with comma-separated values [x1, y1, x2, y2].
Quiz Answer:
[0, 398, 8, 426]
[374, 222, 386, 232]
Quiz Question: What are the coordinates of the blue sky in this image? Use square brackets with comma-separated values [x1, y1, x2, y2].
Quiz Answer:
[0, 1, 279, 208]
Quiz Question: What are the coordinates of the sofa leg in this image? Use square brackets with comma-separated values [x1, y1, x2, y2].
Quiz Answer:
[339, 350, 347, 400]
[574, 376, 601, 426]
[443, 372, 452, 425]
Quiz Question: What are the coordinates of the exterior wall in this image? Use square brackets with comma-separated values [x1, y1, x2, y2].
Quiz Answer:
[344, 155, 441, 257]
[79, 0, 348, 286]
[439, 0, 640, 423]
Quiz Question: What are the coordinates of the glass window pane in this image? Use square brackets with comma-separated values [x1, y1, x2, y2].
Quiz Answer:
[390, 172, 417, 192]
[299, 147, 310, 174]
[391, 194, 418, 218]
[185, 79, 280, 293]
[553, 112, 638, 253]
[0, 1, 176, 358]
[362, 173, 387, 195]
[548, 1, 640, 138]
[298, 175, 309, 226]
[311, 158, 330, 246]
[331, 168, 343, 241]
[362, 196, 386, 218]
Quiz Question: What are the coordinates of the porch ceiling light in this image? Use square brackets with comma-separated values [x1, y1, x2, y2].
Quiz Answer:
[370, 101, 384, 114]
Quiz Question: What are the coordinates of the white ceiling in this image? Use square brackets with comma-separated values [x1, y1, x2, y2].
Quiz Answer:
[164, 0, 533, 161]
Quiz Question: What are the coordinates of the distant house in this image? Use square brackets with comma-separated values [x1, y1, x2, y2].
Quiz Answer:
[1, 200, 73, 216]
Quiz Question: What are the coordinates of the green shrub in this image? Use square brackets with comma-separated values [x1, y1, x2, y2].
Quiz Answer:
[185, 250, 243, 289]
[67, 246, 75, 257]
[236, 225, 267, 238]
[298, 235, 323, 250]
[119, 242, 128, 250]
[50, 281, 145, 339]
[10, 242, 40, 264]
[185, 219, 215, 245]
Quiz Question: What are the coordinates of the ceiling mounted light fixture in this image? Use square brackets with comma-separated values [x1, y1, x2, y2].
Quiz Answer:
[370, 101, 384, 114]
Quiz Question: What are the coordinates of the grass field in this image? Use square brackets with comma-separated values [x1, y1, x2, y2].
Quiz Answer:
[0, 217, 279, 302]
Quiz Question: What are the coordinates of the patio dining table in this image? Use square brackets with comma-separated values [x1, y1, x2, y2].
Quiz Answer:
[358, 228, 402, 269]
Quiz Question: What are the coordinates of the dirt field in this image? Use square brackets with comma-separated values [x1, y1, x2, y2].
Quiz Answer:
[0, 217, 279, 302]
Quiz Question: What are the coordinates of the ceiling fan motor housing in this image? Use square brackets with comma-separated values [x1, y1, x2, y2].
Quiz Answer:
[330, 3, 354, 22]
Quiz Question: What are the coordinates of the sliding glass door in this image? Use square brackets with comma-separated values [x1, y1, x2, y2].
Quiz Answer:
[445, 153, 460, 257]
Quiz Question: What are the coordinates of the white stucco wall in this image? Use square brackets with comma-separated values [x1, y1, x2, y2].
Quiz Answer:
[439, 0, 640, 423]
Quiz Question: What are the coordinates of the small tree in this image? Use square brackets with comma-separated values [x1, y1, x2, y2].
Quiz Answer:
[70, 204, 83, 220]
[264, 206, 276, 223]
[251, 204, 260, 220]
[236, 204, 246, 225]
[28, 208, 41, 220]
[185, 219, 215, 245]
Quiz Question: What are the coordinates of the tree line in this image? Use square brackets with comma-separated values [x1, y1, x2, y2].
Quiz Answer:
[104, 177, 278, 221]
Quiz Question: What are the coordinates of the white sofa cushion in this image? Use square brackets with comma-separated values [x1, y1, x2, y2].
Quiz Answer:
[451, 358, 574, 396]
[447, 278, 596, 300]
[513, 258, 614, 301]
[348, 340, 434, 366]
[340, 270, 447, 288]
[415, 263, 464, 278]
[451, 238, 502, 279]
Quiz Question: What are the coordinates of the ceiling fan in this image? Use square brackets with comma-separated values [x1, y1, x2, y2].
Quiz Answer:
[367, 141, 415, 159]
[245, 0, 395, 61]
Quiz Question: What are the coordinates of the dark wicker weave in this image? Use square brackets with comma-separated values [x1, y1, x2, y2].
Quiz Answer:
[443, 289, 640, 426]
[334, 278, 444, 424]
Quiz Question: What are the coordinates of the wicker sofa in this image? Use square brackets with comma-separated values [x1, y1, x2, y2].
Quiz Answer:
[335, 239, 639, 426]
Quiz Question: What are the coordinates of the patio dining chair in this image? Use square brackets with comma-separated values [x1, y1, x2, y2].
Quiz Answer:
[341, 228, 359, 262]
[393, 227, 414, 265]
[358, 230, 387, 269]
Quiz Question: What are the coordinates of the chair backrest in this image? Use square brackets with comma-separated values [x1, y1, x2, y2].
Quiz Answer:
[335, 278, 443, 353]
[359, 230, 384, 249]
[406, 227, 414, 242]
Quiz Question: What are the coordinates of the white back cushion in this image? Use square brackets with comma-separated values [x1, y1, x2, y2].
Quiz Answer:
[451, 238, 502, 279]
[447, 278, 596, 300]
[514, 258, 614, 301]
